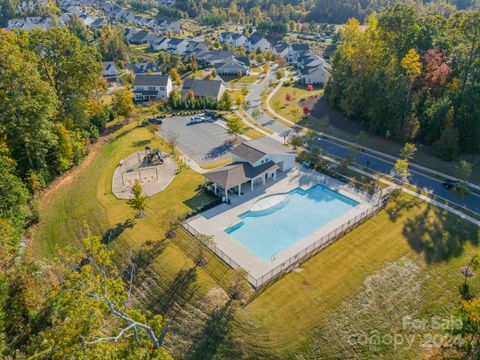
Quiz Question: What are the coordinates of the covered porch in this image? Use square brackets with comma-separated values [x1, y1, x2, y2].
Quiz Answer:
[204, 161, 279, 203]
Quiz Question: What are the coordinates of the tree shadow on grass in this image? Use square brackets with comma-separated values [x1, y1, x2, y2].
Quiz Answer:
[185, 299, 237, 360]
[402, 203, 479, 263]
[156, 267, 198, 317]
[132, 139, 150, 148]
[101, 218, 135, 245]
[386, 194, 423, 222]
[137, 239, 169, 269]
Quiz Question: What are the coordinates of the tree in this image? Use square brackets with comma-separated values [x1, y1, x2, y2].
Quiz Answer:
[307, 84, 313, 91]
[226, 116, 245, 140]
[243, 100, 251, 111]
[192, 233, 214, 267]
[0, 32, 58, 175]
[112, 89, 134, 122]
[285, 93, 292, 102]
[453, 160, 473, 198]
[219, 91, 233, 111]
[169, 68, 181, 85]
[41, 236, 172, 358]
[289, 135, 303, 150]
[227, 269, 249, 300]
[30, 28, 103, 128]
[166, 132, 178, 155]
[400, 142, 417, 160]
[393, 159, 410, 182]
[98, 25, 128, 62]
[127, 181, 146, 217]
[263, 63, 270, 75]
[302, 105, 310, 115]
[275, 68, 285, 80]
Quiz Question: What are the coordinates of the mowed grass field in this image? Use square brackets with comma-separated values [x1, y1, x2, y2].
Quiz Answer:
[29, 119, 480, 359]
[269, 85, 324, 122]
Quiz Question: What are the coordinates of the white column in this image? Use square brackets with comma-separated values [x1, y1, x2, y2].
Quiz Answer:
[251, 180, 254, 191]
[262, 175, 266, 186]
[273, 170, 277, 181]
[238, 184, 242, 196]
[225, 188, 229, 202]
[213, 183, 217, 195]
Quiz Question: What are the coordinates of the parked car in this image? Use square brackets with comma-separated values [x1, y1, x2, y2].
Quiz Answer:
[443, 179, 460, 190]
[189, 115, 206, 124]
[144, 117, 163, 125]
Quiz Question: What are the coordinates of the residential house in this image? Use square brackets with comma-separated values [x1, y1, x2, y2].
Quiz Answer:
[181, 79, 226, 101]
[89, 17, 106, 29]
[246, 34, 272, 53]
[127, 62, 158, 74]
[219, 32, 248, 48]
[129, 30, 150, 44]
[102, 61, 119, 82]
[150, 37, 170, 51]
[214, 56, 250, 76]
[167, 38, 188, 54]
[203, 139, 295, 202]
[133, 74, 173, 102]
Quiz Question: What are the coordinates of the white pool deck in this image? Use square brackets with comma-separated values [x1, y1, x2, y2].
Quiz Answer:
[185, 165, 379, 281]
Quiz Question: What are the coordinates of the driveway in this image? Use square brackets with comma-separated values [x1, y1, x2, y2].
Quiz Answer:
[158, 115, 234, 165]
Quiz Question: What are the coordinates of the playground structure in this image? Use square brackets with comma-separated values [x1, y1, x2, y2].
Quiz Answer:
[112, 147, 176, 200]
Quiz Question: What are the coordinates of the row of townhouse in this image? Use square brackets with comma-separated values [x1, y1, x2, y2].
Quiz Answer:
[219, 32, 273, 53]
[126, 32, 251, 77]
[220, 32, 331, 85]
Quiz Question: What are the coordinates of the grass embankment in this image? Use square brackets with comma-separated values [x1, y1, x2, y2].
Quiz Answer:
[221, 74, 258, 84]
[29, 120, 480, 359]
[269, 85, 324, 123]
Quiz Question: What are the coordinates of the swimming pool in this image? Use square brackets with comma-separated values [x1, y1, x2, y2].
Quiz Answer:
[225, 185, 359, 260]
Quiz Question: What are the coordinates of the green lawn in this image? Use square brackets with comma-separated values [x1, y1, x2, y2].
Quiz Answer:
[269, 85, 324, 123]
[29, 119, 480, 359]
[221, 74, 258, 84]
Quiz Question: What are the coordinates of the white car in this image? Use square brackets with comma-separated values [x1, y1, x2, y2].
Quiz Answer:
[189, 116, 206, 124]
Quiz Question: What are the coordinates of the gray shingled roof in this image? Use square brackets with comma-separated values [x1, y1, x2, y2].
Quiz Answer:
[231, 139, 293, 163]
[204, 161, 278, 190]
[134, 74, 170, 86]
[181, 79, 224, 98]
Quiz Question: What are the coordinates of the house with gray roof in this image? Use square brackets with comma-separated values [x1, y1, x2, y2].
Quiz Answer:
[246, 34, 272, 53]
[181, 79, 226, 101]
[203, 139, 295, 202]
[127, 62, 158, 74]
[129, 30, 151, 44]
[102, 61, 119, 82]
[133, 74, 173, 102]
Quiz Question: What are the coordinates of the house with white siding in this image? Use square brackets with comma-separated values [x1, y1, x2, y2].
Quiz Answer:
[133, 74, 173, 102]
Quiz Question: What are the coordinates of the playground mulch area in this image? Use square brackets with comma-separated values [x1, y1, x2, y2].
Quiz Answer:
[112, 150, 176, 200]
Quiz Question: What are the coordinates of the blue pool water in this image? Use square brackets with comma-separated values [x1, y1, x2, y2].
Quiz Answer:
[225, 185, 358, 260]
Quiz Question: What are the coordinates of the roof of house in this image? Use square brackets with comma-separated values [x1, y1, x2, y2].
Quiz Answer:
[134, 74, 170, 87]
[204, 161, 278, 190]
[127, 62, 157, 74]
[291, 43, 309, 51]
[181, 79, 224, 98]
[130, 30, 150, 42]
[168, 38, 186, 46]
[102, 61, 117, 72]
[231, 139, 294, 163]
[274, 43, 289, 53]
[249, 34, 268, 45]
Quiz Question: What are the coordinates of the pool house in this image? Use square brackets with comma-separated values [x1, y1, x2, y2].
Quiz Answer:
[203, 139, 296, 202]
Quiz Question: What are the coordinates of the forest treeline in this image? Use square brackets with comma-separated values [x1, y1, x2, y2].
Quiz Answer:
[326, 4, 480, 159]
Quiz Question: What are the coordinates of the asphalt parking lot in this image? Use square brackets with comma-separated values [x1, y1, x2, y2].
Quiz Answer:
[158, 115, 234, 165]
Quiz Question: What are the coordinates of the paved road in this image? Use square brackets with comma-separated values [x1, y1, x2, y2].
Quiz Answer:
[245, 70, 480, 215]
[245, 65, 293, 136]
[314, 138, 480, 214]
